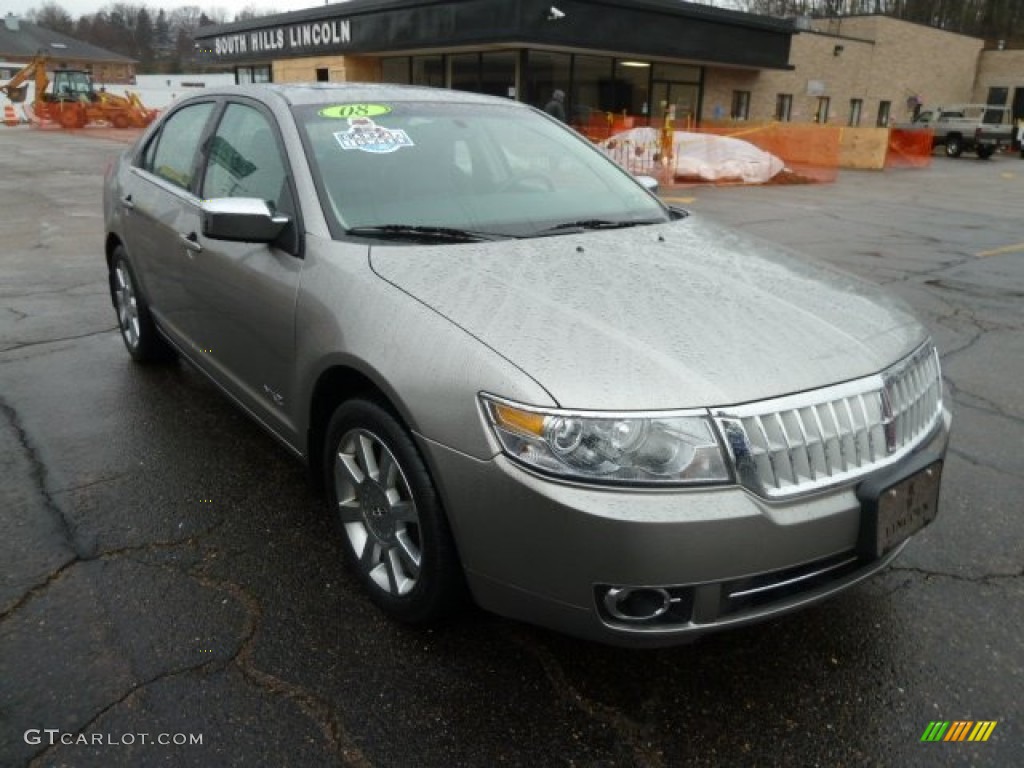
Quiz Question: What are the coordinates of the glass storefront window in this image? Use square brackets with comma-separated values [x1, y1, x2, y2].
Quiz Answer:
[614, 61, 650, 119]
[450, 53, 479, 92]
[480, 51, 516, 99]
[253, 66, 271, 83]
[363, 50, 703, 134]
[652, 82, 698, 126]
[571, 55, 613, 133]
[412, 56, 444, 87]
[525, 50, 570, 111]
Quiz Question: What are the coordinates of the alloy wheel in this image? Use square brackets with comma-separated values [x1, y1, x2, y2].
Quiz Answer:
[114, 263, 140, 350]
[333, 429, 422, 596]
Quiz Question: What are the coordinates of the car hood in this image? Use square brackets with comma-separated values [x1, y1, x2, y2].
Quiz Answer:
[368, 216, 926, 410]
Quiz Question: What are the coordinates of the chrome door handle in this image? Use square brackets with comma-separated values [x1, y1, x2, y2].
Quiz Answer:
[179, 232, 202, 253]
[121, 194, 135, 210]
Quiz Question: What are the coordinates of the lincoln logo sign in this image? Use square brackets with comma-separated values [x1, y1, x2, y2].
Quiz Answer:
[214, 18, 352, 57]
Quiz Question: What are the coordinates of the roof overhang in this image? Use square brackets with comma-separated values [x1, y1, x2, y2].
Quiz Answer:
[195, 0, 794, 71]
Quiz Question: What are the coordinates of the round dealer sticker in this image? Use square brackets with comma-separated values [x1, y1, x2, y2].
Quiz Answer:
[319, 104, 393, 119]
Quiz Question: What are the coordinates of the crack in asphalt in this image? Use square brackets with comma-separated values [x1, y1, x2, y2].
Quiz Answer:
[510, 629, 665, 768]
[939, 329, 987, 362]
[946, 445, 1024, 482]
[51, 473, 131, 496]
[26, 644, 228, 768]
[924, 277, 1024, 302]
[0, 282, 103, 300]
[0, 529, 221, 622]
[0, 396, 81, 552]
[0, 556, 79, 623]
[947, 378, 1024, 427]
[881, 574, 916, 597]
[890, 565, 1023, 584]
[189, 561, 375, 768]
[0, 325, 118, 355]
[12, 534, 371, 768]
[1, 387, 364, 766]
[879, 255, 976, 286]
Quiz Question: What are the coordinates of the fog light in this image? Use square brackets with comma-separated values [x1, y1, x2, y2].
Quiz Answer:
[603, 587, 672, 622]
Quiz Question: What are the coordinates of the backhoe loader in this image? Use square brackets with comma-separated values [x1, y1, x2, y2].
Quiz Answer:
[0, 55, 156, 129]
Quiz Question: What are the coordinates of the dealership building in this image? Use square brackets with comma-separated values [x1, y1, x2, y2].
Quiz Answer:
[195, 0, 1024, 132]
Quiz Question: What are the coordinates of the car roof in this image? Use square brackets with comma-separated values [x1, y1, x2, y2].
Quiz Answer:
[188, 83, 529, 110]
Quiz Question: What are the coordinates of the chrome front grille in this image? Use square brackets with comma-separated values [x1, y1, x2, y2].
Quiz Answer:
[715, 343, 943, 499]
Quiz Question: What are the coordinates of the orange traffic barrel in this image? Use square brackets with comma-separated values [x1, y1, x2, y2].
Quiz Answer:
[3, 104, 19, 127]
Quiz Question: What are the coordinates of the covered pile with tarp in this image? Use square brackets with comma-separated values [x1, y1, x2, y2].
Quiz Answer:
[597, 127, 786, 184]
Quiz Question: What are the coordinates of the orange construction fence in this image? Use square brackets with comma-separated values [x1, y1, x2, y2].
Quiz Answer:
[886, 128, 934, 168]
[587, 113, 938, 184]
[694, 122, 842, 184]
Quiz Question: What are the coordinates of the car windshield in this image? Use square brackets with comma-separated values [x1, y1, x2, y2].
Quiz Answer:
[293, 100, 669, 240]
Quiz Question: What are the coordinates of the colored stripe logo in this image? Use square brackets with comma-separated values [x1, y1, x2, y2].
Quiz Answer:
[920, 721, 997, 742]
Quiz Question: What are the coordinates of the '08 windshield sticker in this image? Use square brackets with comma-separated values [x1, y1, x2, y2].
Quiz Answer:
[334, 117, 414, 154]
[319, 104, 392, 119]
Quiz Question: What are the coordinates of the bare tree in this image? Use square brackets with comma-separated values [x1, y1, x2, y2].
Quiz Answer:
[26, 1, 75, 35]
[234, 5, 274, 22]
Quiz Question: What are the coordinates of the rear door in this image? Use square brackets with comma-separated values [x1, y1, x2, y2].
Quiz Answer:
[181, 98, 303, 442]
[121, 100, 218, 346]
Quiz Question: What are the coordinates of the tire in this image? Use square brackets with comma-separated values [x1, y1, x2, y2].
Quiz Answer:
[111, 112, 130, 129]
[976, 145, 994, 160]
[109, 247, 175, 362]
[324, 399, 464, 624]
[944, 136, 963, 158]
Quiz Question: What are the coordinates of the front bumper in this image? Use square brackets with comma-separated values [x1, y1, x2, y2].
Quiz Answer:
[420, 408, 951, 648]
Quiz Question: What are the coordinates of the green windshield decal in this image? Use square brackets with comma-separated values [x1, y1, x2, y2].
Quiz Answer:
[319, 104, 393, 119]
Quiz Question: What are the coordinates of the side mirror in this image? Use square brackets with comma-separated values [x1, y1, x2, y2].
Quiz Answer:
[636, 175, 660, 195]
[201, 198, 290, 243]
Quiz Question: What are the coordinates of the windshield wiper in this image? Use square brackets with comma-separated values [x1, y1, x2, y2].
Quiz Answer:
[535, 218, 664, 236]
[346, 225, 507, 242]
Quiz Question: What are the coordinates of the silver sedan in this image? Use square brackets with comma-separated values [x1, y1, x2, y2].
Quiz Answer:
[103, 84, 950, 647]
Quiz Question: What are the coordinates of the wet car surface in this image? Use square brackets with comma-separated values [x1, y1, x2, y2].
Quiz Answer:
[101, 84, 950, 646]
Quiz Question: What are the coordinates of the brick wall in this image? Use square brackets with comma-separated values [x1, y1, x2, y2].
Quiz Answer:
[834, 16, 983, 116]
[974, 49, 1024, 107]
[705, 16, 984, 125]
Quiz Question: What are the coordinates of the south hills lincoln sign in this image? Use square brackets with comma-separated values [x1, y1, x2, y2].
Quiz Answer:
[214, 18, 352, 57]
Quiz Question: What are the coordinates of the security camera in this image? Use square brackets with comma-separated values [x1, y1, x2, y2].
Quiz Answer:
[547, 6, 566, 20]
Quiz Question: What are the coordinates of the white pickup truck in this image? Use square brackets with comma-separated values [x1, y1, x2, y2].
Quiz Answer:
[900, 104, 1014, 159]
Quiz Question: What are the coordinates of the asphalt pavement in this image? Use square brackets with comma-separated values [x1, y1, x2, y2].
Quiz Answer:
[1, 127, 1021, 767]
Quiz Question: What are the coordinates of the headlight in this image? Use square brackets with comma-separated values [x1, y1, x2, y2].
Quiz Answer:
[481, 396, 731, 486]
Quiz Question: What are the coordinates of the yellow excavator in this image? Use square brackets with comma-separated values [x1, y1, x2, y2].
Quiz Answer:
[0, 55, 157, 129]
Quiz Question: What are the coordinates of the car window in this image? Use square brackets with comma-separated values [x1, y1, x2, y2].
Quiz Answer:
[145, 102, 215, 191]
[201, 103, 292, 215]
[295, 101, 667, 239]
